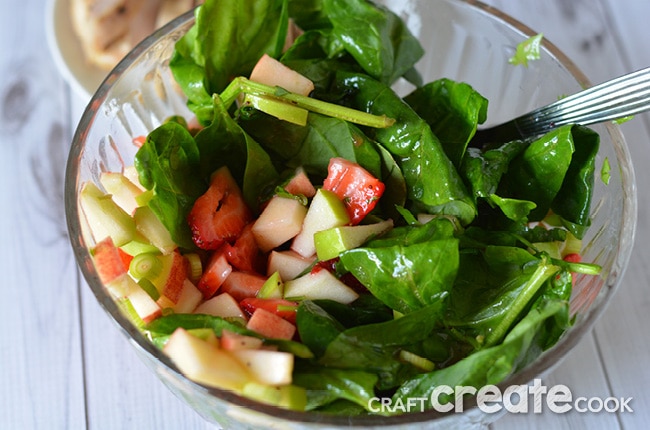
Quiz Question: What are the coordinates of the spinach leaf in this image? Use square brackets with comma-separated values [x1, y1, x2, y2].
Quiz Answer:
[134, 122, 206, 250]
[365, 214, 458, 248]
[239, 111, 381, 180]
[405, 78, 488, 168]
[323, 0, 424, 85]
[145, 313, 313, 358]
[551, 125, 599, 239]
[296, 300, 346, 357]
[334, 72, 477, 224]
[392, 284, 571, 407]
[498, 125, 575, 221]
[318, 304, 444, 389]
[170, 0, 289, 123]
[461, 141, 527, 201]
[446, 247, 560, 347]
[339, 238, 458, 315]
[293, 364, 379, 411]
[195, 95, 280, 212]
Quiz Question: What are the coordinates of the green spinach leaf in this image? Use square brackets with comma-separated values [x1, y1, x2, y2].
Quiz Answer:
[334, 72, 477, 224]
[134, 122, 206, 250]
[405, 79, 488, 168]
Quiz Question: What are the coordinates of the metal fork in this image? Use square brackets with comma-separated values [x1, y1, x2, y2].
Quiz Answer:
[472, 66, 650, 145]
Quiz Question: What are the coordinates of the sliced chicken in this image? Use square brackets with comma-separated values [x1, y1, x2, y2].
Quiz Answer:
[71, 0, 201, 71]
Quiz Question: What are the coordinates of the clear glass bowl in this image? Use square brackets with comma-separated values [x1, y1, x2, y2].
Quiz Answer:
[65, 1, 637, 428]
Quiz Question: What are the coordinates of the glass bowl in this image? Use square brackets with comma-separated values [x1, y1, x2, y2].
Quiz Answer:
[65, 0, 637, 428]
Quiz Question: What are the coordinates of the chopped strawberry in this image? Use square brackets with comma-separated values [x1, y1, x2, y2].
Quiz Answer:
[563, 253, 582, 263]
[187, 167, 252, 250]
[240, 297, 299, 324]
[246, 308, 296, 340]
[220, 271, 267, 302]
[284, 167, 316, 198]
[322, 157, 385, 225]
[225, 224, 264, 273]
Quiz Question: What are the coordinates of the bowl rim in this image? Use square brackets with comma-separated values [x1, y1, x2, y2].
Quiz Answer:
[65, 0, 638, 426]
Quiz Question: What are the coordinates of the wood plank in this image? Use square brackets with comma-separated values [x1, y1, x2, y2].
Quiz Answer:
[79, 278, 214, 429]
[0, 1, 86, 428]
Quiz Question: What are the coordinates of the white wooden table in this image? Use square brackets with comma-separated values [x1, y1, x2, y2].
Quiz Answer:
[1, 1, 648, 428]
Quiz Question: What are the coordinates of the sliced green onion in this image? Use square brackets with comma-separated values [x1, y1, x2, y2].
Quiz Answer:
[243, 93, 309, 126]
[398, 350, 435, 372]
[138, 278, 160, 301]
[135, 189, 154, 206]
[185, 253, 203, 284]
[129, 253, 162, 280]
[220, 77, 395, 129]
[276, 304, 298, 312]
[116, 297, 145, 329]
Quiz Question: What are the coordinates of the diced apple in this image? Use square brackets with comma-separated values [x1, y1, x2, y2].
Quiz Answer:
[221, 271, 267, 302]
[252, 196, 307, 252]
[133, 206, 177, 255]
[167, 279, 202, 314]
[100, 171, 143, 215]
[283, 269, 359, 304]
[246, 308, 296, 340]
[198, 247, 232, 299]
[291, 189, 350, 258]
[241, 382, 307, 410]
[220, 329, 264, 351]
[127, 281, 163, 324]
[314, 219, 393, 261]
[257, 271, 283, 299]
[284, 167, 316, 198]
[122, 165, 146, 191]
[194, 293, 247, 320]
[80, 182, 136, 247]
[148, 250, 188, 301]
[250, 53, 314, 96]
[267, 250, 315, 281]
[120, 233, 160, 256]
[240, 297, 298, 324]
[91, 236, 128, 285]
[164, 328, 252, 391]
[230, 349, 294, 386]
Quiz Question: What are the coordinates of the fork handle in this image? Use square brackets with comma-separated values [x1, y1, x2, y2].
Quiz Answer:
[476, 67, 650, 144]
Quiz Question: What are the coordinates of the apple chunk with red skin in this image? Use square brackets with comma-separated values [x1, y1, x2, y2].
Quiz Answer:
[92, 237, 162, 323]
[91, 236, 128, 285]
[220, 329, 264, 351]
[220, 271, 267, 302]
[197, 246, 232, 299]
[246, 308, 296, 340]
[250, 53, 314, 96]
[163, 328, 252, 391]
[147, 250, 189, 302]
[252, 196, 307, 253]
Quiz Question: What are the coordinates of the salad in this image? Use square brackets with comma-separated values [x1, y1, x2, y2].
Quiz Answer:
[82, 0, 602, 416]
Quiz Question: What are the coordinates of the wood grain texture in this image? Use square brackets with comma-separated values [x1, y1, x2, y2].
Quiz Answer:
[1, 0, 648, 429]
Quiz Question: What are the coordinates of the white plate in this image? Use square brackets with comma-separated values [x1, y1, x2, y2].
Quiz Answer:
[46, 0, 107, 100]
